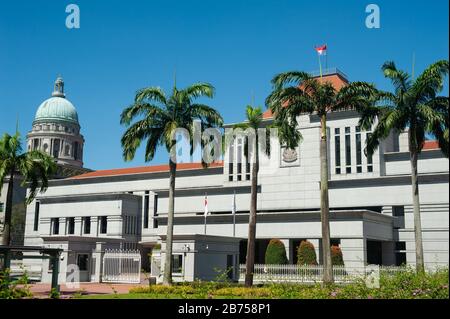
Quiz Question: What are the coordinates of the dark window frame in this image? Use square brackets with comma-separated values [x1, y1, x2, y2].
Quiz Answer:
[83, 217, 91, 234]
[33, 201, 40, 231]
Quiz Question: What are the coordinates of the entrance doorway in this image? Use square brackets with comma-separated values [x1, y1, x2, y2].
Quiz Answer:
[76, 254, 90, 282]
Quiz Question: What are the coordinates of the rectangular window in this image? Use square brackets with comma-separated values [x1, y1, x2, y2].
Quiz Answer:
[245, 137, 250, 180]
[83, 217, 91, 234]
[33, 201, 40, 231]
[392, 206, 405, 217]
[237, 139, 242, 181]
[0, 202, 4, 213]
[33, 139, 39, 150]
[334, 128, 341, 174]
[345, 128, 351, 173]
[356, 126, 362, 173]
[73, 142, 79, 160]
[153, 194, 159, 229]
[366, 133, 373, 172]
[345, 127, 352, 173]
[67, 217, 75, 235]
[228, 140, 234, 181]
[53, 139, 60, 158]
[77, 254, 89, 271]
[143, 191, 150, 229]
[172, 255, 183, 274]
[100, 216, 108, 234]
[51, 218, 59, 235]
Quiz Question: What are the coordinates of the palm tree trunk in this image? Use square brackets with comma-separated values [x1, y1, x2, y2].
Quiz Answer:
[163, 160, 177, 285]
[245, 134, 259, 287]
[1, 170, 14, 246]
[410, 144, 425, 272]
[320, 115, 333, 284]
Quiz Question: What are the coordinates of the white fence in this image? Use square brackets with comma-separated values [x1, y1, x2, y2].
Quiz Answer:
[8, 260, 42, 281]
[239, 264, 408, 283]
[102, 249, 142, 284]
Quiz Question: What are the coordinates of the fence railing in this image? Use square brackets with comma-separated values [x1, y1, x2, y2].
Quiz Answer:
[238, 264, 408, 283]
[102, 249, 142, 284]
[8, 260, 42, 281]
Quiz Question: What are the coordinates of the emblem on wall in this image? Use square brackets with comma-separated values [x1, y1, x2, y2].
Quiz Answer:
[282, 148, 298, 163]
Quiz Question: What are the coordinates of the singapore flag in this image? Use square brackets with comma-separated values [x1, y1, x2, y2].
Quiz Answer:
[315, 45, 327, 55]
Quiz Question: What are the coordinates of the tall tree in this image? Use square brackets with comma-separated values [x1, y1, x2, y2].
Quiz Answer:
[230, 105, 270, 287]
[120, 82, 223, 285]
[358, 60, 449, 272]
[0, 132, 57, 245]
[266, 72, 374, 284]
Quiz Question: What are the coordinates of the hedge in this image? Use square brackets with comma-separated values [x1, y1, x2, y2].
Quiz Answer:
[265, 239, 288, 264]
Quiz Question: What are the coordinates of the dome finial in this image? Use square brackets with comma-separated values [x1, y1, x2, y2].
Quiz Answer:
[52, 75, 65, 98]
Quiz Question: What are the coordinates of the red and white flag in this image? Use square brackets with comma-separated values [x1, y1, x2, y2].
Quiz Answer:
[315, 44, 327, 56]
[204, 194, 209, 217]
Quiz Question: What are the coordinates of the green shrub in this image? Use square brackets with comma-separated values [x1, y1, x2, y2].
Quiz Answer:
[0, 270, 32, 299]
[265, 239, 288, 264]
[297, 240, 318, 265]
[331, 245, 344, 266]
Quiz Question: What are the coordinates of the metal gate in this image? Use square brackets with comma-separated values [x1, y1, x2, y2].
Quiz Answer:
[102, 249, 142, 283]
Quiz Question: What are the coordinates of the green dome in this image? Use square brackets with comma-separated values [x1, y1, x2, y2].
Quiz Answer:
[34, 96, 79, 124]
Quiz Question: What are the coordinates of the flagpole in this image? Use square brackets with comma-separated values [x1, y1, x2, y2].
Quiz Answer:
[232, 191, 236, 237]
[204, 192, 207, 235]
[318, 53, 323, 78]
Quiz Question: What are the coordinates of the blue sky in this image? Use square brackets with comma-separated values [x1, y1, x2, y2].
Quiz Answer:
[0, 0, 448, 170]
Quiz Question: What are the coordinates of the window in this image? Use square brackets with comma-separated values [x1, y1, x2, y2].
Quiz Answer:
[345, 127, 351, 173]
[153, 194, 159, 229]
[51, 218, 59, 235]
[33, 201, 40, 231]
[237, 138, 242, 181]
[228, 139, 234, 181]
[77, 254, 89, 271]
[73, 142, 79, 160]
[172, 255, 183, 274]
[366, 133, 373, 172]
[334, 128, 341, 174]
[356, 126, 362, 173]
[100, 216, 108, 234]
[392, 206, 405, 217]
[0, 202, 4, 213]
[33, 139, 39, 150]
[67, 217, 75, 235]
[64, 144, 70, 156]
[245, 137, 251, 181]
[83, 217, 91, 234]
[53, 139, 60, 158]
[143, 191, 150, 229]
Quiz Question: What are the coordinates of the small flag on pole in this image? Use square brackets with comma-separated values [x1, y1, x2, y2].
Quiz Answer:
[315, 44, 327, 56]
[204, 194, 209, 217]
[232, 192, 236, 216]
[204, 193, 209, 234]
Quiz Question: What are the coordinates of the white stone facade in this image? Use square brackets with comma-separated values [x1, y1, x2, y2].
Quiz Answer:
[21, 106, 449, 283]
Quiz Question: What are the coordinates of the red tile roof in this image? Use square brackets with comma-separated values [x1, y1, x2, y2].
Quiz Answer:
[423, 140, 440, 150]
[263, 73, 349, 119]
[71, 162, 223, 180]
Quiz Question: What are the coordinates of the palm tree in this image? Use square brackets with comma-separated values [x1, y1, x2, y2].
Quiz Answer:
[0, 132, 57, 246]
[358, 60, 449, 272]
[120, 82, 223, 285]
[266, 72, 374, 284]
[230, 105, 269, 287]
